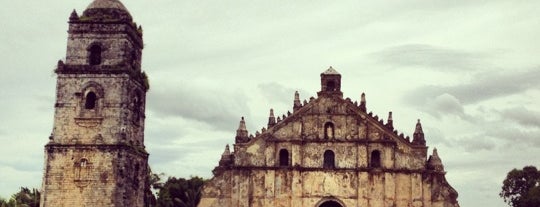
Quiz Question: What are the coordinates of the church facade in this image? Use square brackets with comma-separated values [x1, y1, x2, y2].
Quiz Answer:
[40, 0, 150, 206]
[199, 68, 459, 207]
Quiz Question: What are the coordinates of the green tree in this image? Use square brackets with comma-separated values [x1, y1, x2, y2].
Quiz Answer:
[500, 166, 540, 207]
[156, 176, 205, 207]
[0, 187, 40, 207]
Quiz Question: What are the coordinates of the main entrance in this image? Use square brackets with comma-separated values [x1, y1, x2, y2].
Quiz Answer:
[318, 200, 343, 207]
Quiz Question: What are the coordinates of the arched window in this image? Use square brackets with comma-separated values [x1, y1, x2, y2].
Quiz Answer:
[89, 44, 102, 65]
[80, 158, 88, 168]
[85, 92, 97, 109]
[323, 150, 335, 169]
[279, 149, 289, 167]
[324, 122, 334, 139]
[371, 150, 381, 168]
[319, 200, 343, 207]
[326, 81, 336, 91]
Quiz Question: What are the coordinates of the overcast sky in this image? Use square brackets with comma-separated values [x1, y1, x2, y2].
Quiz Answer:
[1, 1, 539, 206]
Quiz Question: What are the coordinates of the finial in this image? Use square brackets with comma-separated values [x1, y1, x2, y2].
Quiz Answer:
[427, 147, 444, 171]
[268, 109, 276, 128]
[386, 111, 394, 130]
[223, 145, 230, 156]
[360, 93, 366, 112]
[415, 119, 423, 134]
[293, 91, 302, 111]
[235, 117, 249, 143]
[219, 144, 232, 166]
[238, 117, 246, 130]
[69, 9, 79, 21]
[412, 119, 426, 145]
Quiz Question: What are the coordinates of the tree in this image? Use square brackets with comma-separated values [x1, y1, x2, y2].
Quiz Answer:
[500, 166, 540, 207]
[156, 176, 205, 207]
[0, 187, 40, 207]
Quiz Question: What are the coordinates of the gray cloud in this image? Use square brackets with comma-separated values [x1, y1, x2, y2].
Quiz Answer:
[147, 85, 250, 131]
[487, 126, 540, 148]
[404, 68, 540, 106]
[422, 93, 465, 119]
[499, 106, 540, 128]
[370, 44, 488, 71]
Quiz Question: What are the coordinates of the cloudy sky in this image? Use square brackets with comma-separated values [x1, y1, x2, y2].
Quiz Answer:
[1, 0, 539, 206]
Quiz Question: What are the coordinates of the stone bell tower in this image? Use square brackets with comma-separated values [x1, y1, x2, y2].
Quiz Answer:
[40, 0, 150, 206]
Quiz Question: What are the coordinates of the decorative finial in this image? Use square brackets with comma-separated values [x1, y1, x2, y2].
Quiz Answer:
[360, 93, 366, 112]
[69, 9, 79, 21]
[412, 119, 426, 145]
[427, 147, 444, 172]
[223, 145, 230, 156]
[267, 109, 276, 128]
[386, 111, 394, 130]
[235, 117, 249, 143]
[238, 117, 246, 130]
[293, 91, 302, 111]
[218, 144, 232, 166]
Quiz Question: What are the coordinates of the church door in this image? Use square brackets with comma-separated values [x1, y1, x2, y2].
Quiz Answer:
[319, 200, 343, 207]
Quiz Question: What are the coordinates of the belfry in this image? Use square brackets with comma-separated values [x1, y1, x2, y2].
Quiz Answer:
[40, 0, 150, 206]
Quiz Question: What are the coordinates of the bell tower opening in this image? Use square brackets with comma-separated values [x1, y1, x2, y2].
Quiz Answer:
[89, 44, 102, 65]
[84, 92, 97, 109]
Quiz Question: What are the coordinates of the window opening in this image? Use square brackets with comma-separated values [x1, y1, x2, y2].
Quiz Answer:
[85, 92, 97, 109]
[371, 150, 381, 168]
[80, 158, 88, 168]
[279, 149, 289, 167]
[326, 81, 336, 91]
[89, 45, 102, 65]
[323, 150, 335, 169]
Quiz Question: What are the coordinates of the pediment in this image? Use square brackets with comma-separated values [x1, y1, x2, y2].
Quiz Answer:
[250, 94, 417, 149]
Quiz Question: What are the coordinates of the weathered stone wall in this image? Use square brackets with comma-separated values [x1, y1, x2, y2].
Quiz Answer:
[41, 2, 149, 207]
[200, 69, 459, 207]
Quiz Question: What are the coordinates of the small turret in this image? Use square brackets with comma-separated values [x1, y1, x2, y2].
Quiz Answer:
[318, 66, 343, 97]
[412, 119, 426, 145]
[218, 145, 232, 166]
[427, 148, 444, 172]
[235, 117, 249, 143]
[69, 9, 79, 21]
[386, 111, 394, 130]
[267, 109, 276, 128]
[293, 91, 302, 112]
[360, 93, 366, 112]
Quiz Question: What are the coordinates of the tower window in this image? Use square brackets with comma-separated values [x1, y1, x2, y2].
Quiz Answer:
[80, 158, 88, 168]
[85, 92, 97, 109]
[326, 81, 336, 91]
[324, 122, 334, 139]
[371, 150, 381, 168]
[279, 149, 289, 167]
[323, 150, 335, 169]
[89, 44, 102, 65]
